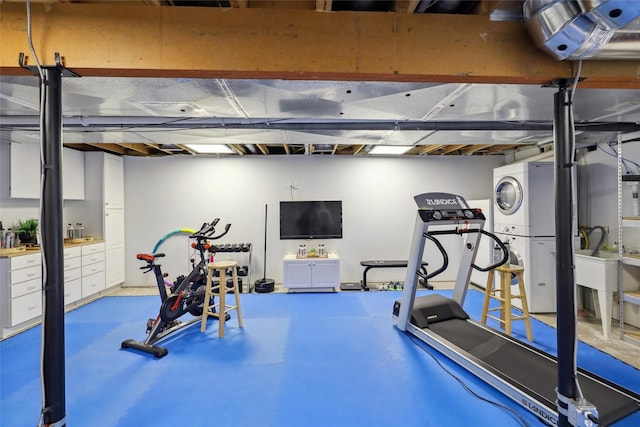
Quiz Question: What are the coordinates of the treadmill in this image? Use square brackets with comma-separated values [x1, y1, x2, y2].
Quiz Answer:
[393, 192, 640, 427]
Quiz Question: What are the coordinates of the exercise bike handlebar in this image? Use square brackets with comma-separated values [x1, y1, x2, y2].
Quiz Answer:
[211, 223, 231, 240]
[191, 219, 218, 238]
[189, 219, 231, 240]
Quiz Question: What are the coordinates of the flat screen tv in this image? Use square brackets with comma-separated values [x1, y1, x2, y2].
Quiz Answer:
[279, 200, 343, 240]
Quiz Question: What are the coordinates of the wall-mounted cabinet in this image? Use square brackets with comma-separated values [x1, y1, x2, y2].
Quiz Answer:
[62, 147, 85, 200]
[0, 141, 40, 198]
[0, 142, 84, 200]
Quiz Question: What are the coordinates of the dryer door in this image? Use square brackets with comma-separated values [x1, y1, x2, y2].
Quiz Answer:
[495, 176, 523, 216]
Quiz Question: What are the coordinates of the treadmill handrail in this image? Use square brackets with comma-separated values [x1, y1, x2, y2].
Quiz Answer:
[424, 228, 509, 275]
[473, 230, 509, 272]
[422, 233, 449, 280]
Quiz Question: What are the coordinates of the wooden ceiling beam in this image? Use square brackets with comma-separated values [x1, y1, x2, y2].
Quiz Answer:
[174, 143, 196, 155]
[315, 0, 331, 12]
[117, 142, 155, 155]
[229, 144, 246, 155]
[395, 1, 420, 13]
[484, 144, 518, 154]
[84, 143, 130, 155]
[439, 144, 468, 155]
[255, 144, 269, 155]
[141, 142, 175, 155]
[418, 144, 444, 155]
[2, 3, 639, 88]
[461, 144, 494, 155]
[353, 144, 366, 155]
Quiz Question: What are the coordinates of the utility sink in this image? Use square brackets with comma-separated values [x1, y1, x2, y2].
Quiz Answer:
[574, 249, 619, 292]
[574, 249, 619, 337]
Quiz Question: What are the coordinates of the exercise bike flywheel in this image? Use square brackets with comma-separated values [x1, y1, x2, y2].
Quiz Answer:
[160, 295, 183, 322]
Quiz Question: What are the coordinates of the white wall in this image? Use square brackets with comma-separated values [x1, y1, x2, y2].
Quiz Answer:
[577, 142, 640, 245]
[576, 141, 640, 325]
[123, 154, 503, 287]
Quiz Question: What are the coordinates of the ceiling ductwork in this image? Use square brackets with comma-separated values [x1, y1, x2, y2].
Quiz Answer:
[415, 0, 479, 14]
[524, 0, 640, 60]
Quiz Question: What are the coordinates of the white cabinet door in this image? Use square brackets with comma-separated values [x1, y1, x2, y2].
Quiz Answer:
[104, 208, 125, 287]
[104, 154, 124, 209]
[62, 147, 85, 200]
[8, 142, 40, 199]
[104, 209, 125, 248]
[106, 246, 125, 287]
[283, 260, 312, 288]
[310, 260, 340, 288]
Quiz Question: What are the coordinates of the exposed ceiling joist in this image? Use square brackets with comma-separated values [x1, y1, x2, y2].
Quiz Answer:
[395, 0, 420, 14]
[461, 144, 494, 155]
[3, 1, 640, 159]
[418, 145, 445, 155]
[439, 144, 468, 155]
[2, 2, 638, 88]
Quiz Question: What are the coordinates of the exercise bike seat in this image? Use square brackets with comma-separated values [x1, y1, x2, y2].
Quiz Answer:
[137, 253, 166, 262]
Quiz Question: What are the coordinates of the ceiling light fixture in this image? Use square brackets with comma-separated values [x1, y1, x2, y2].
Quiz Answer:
[368, 145, 412, 155]
[184, 144, 234, 154]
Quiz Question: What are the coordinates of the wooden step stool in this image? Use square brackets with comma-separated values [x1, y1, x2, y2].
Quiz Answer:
[481, 265, 533, 341]
[200, 260, 243, 338]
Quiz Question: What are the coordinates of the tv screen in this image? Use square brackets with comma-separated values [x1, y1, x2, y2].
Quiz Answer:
[279, 201, 343, 240]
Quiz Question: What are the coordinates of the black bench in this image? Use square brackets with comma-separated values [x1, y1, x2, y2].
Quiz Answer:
[360, 260, 431, 291]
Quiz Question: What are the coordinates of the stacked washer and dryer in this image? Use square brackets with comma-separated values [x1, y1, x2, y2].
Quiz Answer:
[493, 162, 557, 313]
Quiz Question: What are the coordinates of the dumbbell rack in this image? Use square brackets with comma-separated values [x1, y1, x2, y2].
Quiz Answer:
[210, 242, 253, 293]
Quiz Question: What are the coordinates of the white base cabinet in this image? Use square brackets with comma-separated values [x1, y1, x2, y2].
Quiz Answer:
[0, 252, 42, 335]
[0, 241, 111, 340]
[63, 246, 83, 306]
[283, 254, 340, 291]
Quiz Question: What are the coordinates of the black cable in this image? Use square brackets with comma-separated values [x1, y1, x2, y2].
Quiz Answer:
[408, 335, 531, 427]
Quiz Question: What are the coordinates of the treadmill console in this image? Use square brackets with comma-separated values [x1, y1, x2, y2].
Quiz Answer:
[419, 208, 485, 222]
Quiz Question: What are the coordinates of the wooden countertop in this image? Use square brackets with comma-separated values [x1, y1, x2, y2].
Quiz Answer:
[0, 239, 104, 258]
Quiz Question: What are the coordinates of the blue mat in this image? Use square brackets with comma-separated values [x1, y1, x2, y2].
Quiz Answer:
[1, 290, 639, 427]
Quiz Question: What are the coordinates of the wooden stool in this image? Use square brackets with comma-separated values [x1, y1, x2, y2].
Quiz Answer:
[481, 265, 533, 341]
[200, 260, 243, 338]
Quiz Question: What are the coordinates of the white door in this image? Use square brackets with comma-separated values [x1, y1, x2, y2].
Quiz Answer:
[104, 154, 124, 209]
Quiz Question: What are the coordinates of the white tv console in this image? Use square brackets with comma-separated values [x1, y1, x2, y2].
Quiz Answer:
[283, 253, 340, 292]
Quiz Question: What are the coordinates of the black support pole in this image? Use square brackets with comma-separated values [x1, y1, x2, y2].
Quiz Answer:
[554, 80, 578, 427]
[40, 66, 66, 426]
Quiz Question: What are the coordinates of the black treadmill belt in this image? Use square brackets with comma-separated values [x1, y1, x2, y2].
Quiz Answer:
[426, 319, 639, 426]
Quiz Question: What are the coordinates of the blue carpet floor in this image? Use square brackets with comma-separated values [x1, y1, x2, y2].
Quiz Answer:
[1, 289, 639, 427]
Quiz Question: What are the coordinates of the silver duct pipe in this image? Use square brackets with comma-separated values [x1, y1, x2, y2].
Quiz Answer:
[524, 0, 640, 60]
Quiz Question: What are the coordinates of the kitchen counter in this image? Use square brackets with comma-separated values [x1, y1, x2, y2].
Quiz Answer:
[0, 239, 104, 258]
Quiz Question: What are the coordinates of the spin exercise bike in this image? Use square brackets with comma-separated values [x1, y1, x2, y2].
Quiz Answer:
[121, 219, 231, 358]
[393, 193, 640, 427]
